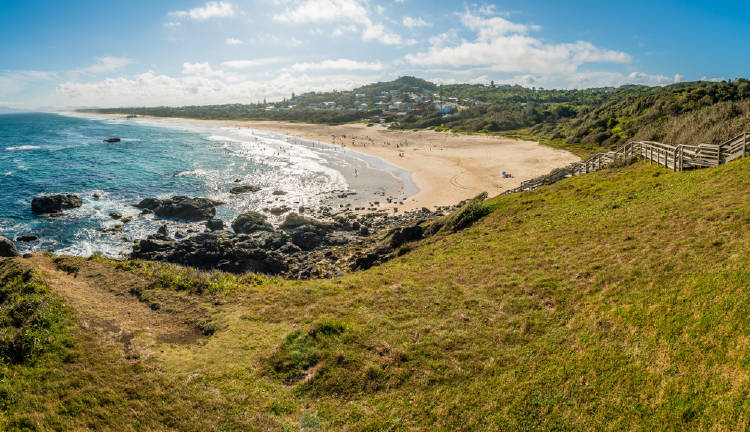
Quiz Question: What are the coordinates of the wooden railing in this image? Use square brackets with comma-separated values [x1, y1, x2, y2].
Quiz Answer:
[500, 132, 750, 196]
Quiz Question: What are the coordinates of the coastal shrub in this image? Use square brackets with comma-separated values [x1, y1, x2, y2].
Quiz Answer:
[0, 260, 72, 364]
[439, 192, 491, 233]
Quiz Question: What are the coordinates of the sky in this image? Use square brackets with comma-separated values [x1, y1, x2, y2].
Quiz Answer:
[1, 0, 748, 109]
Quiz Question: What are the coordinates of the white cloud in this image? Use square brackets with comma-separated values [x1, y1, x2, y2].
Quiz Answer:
[225, 38, 243, 45]
[169, 1, 238, 21]
[221, 58, 288, 69]
[288, 59, 384, 72]
[402, 16, 430, 28]
[405, 8, 630, 75]
[77, 56, 134, 74]
[55, 71, 382, 107]
[0, 70, 58, 96]
[274, 0, 406, 45]
[701, 76, 725, 83]
[182, 62, 225, 77]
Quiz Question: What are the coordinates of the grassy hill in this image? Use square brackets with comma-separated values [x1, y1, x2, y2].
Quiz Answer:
[2, 157, 749, 430]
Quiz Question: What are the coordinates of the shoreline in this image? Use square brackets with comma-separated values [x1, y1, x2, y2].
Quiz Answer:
[69, 112, 581, 210]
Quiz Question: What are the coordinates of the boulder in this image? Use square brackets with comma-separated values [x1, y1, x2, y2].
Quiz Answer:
[16, 235, 38, 242]
[31, 194, 83, 214]
[134, 198, 162, 210]
[280, 213, 322, 230]
[206, 219, 224, 231]
[103, 138, 121, 143]
[153, 196, 217, 221]
[229, 185, 261, 195]
[0, 236, 20, 257]
[269, 206, 291, 216]
[232, 211, 273, 234]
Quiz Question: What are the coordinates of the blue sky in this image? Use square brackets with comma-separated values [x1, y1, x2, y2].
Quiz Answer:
[1, 0, 748, 108]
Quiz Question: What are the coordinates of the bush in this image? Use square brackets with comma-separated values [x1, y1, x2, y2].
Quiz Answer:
[0, 260, 72, 364]
[439, 192, 491, 233]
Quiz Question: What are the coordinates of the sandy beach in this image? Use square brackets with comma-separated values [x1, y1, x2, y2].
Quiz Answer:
[80, 114, 580, 210]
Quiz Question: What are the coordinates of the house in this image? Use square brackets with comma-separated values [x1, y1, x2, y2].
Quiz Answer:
[355, 93, 366, 98]
[357, 103, 369, 110]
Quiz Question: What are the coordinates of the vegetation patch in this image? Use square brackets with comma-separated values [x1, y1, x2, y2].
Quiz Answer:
[269, 320, 410, 395]
[0, 259, 73, 364]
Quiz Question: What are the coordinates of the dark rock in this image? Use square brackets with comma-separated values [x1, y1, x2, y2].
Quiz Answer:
[272, 190, 287, 196]
[121, 216, 132, 223]
[110, 212, 122, 219]
[154, 196, 218, 221]
[0, 236, 20, 257]
[280, 213, 322, 230]
[206, 219, 224, 231]
[134, 198, 162, 210]
[92, 193, 101, 199]
[31, 194, 83, 214]
[232, 211, 273, 234]
[16, 235, 38, 242]
[104, 138, 121, 143]
[386, 224, 424, 249]
[157, 225, 169, 237]
[269, 206, 291, 216]
[288, 227, 323, 250]
[230, 185, 261, 195]
[175, 231, 187, 239]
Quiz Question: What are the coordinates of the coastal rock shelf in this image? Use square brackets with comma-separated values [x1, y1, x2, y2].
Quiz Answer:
[129, 201, 476, 279]
[31, 194, 83, 214]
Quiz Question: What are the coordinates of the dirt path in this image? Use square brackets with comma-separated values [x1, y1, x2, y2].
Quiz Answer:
[29, 254, 203, 359]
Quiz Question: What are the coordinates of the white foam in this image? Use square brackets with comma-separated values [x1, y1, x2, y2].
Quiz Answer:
[5, 145, 40, 151]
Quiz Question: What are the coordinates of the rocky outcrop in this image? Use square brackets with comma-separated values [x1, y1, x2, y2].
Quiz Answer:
[229, 185, 261, 195]
[132, 230, 292, 275]
[134, 198, 162, 210]
[31, 194, 83, 214]
[103, 138, 121, 143]
[135, 196, 220, 221]
[0, 236, 20, 257]
[231, 211, 274, 234]
[130, 202, 464, 279]
[206, 219, 224, 231]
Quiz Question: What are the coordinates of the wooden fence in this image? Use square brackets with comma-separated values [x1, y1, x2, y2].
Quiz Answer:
[501, 132, 750, 196]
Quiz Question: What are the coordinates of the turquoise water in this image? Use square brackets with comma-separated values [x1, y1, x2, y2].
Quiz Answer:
[0, 113, 413, 257]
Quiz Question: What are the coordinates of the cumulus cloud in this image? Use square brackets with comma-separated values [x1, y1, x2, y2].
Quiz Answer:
[55, 71, 381, 107]
[0, 70, 58, 96]
[169, 1, 238, 21]
[225, 38, 243, 45]
[76, 56, 134, 74]
[274, 0, 406, 45]
[287, 59, 384, 72]
[402, 16, 430, 28]
[405, 8, 630, 75]
[221, 58, 288, 69]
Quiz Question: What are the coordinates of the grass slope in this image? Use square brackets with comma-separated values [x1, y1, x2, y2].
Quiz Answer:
[2, 158, 750, 430]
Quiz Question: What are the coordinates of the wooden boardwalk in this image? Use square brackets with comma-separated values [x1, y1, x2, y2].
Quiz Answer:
[501, 132, 750, 196]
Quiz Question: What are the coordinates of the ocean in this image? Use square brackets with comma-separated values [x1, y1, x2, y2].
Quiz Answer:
[0, 113, 414, 257]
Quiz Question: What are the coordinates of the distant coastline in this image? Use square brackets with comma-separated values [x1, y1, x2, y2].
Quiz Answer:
[77, 112, 580, 211]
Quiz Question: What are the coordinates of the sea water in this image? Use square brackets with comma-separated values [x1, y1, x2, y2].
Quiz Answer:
[0, 113, 414, 257]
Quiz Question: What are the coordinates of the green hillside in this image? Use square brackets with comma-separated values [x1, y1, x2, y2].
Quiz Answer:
[2, 156, 749, 430]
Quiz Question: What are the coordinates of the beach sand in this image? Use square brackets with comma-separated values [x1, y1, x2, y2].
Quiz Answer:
[82, 114, 580, 210]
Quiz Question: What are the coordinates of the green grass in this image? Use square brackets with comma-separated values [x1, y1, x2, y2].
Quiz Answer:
[2, 158, 750, 430]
